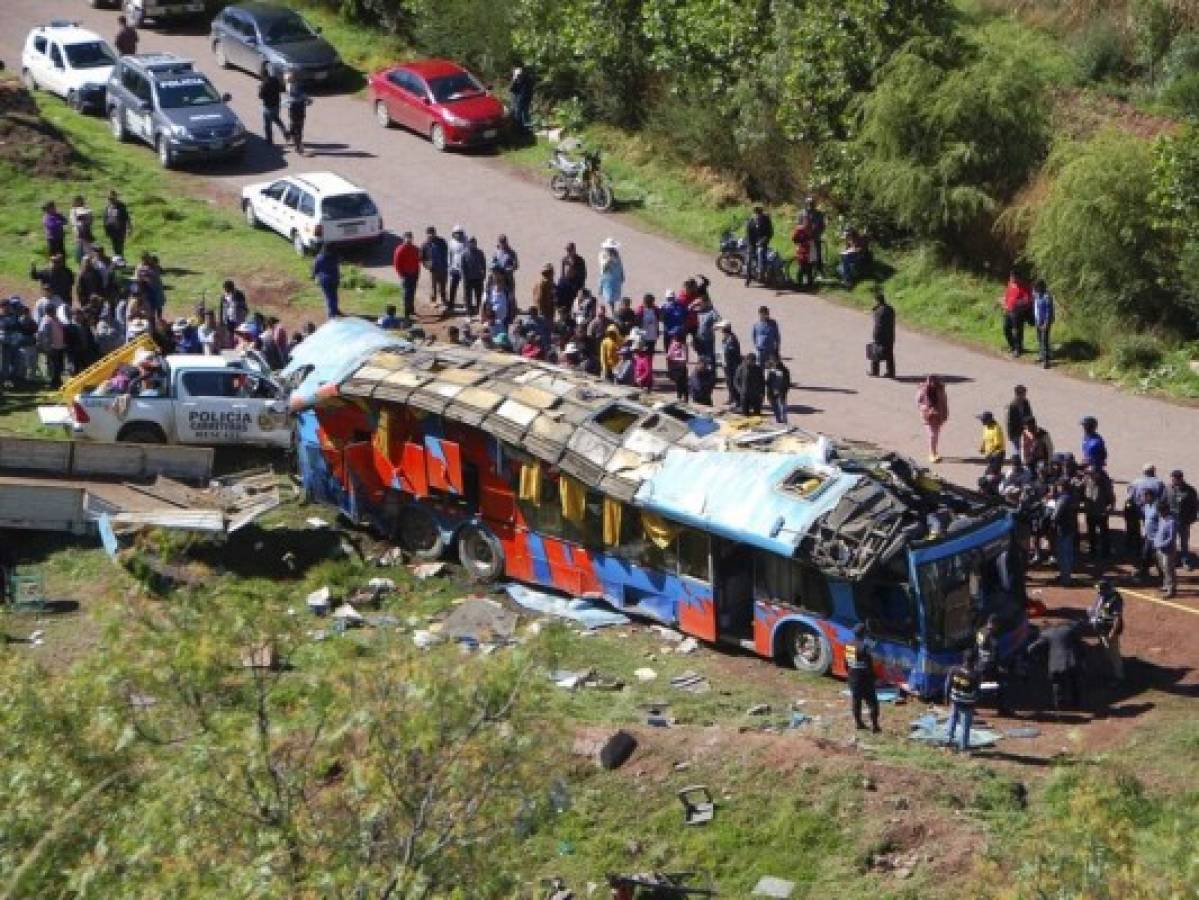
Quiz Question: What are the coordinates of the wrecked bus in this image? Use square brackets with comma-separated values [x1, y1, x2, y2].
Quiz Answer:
[285, 319, 1029, 698]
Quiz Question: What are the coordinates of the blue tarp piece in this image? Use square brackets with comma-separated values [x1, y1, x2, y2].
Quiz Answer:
[634, 449, 856, 556]
[97, 513, 119, 560]
[282, 318, 409, 410]
[908, 712, 1001, 748]
[503, 583, 630, 629]
[841, 687, 902, 703]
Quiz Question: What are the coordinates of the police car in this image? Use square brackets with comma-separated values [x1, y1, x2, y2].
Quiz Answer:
[21, 21, 117, 114]
[69, 352, 293, 448]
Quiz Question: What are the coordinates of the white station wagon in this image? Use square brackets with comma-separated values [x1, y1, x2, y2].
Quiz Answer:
[21, 21, 117, 114]
[241, 172, 384, 256]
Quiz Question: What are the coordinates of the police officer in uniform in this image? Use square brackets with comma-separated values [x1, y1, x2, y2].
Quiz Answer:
[1090, 579, 1125, 684]
[975, 614, 1013, 717]
[845, 623, 880, 733]
[945, 652, 980, 752]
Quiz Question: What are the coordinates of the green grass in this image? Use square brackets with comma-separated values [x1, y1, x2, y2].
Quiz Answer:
[0, 85, 400, 321]
[280, 0, 414, 83]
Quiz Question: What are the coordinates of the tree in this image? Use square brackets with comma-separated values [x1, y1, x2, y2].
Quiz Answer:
[852, 37, 1049, 250]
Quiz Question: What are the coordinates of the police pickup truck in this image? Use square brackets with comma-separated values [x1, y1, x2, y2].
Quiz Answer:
[69, 352, 292, 448]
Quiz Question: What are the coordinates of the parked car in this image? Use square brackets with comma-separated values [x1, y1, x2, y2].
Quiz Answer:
[210, 3, 341, 84]
[21, 21, 117, 114]
[106, 52, 247, 168]
[70, 352, 292, 448]
[119, 1, 210, 28]
[242, 172, 383, 256]
[368, 59, 506, 151]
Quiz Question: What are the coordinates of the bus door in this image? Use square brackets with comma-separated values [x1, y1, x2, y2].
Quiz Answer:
[711, 537, 753, 641]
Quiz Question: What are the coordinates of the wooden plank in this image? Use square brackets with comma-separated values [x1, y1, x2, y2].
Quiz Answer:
[0, 437, 73, 474]
[0, 484, 87, 532]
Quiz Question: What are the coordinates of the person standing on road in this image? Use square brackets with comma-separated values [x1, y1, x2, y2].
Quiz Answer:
[804, 197, 827, 273]
[42, 202, 67, 259]
[734, 353, 765, 416]
[1020, 416, 1053, 469]
[1080, 416, 1108, 471]
[665, 329, 689, 401]
[846, 623, 880, 733]
[751, 305, 780, 360]
[1165, 469, 1197, 569]
[103, 191, 133, 258]
[635, 293, 660, 359]
[597, 238, 624, 312]
[945, 652, 980, 752]
[447, 225, 468, 311]
[1152, 499, 1179, 598]
[393, 232, 421, 321]
[421, 226, 449, 308]
[1050, 479, 1078, 586]
[977, 411, 1006, 466]
[560, 242, 587, 304]
[1005, 385, 1032, 457]
[258, 72, 289, 148]
[533, 264, 556, 323]
[745, 205, 773, 286]
[868, 289, 895, 378]
[312, 245, 341, 318]
[916, 374, 949, 464]
[719, 321, 742, 409]
[509, 66, 534, 132]
[1082, 464, 1115, 561]
[284, 74, 312, 156]
[764, 355, 791, 424]
[1089, 579, 1125, 684]
[1033, 279, 1055, 369]
[1000, 269, 1033, 357]
[599, 324, 621, 382]
[461, 236, 486, 316]
[114, 16, 138, 57]
[689, 356, 716, 406]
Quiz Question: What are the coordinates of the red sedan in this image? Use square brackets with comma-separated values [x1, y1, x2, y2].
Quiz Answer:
[368, 59, 507, 151]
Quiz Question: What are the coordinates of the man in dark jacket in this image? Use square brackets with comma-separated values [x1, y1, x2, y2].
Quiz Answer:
[719, 321, 742, 409]
[103, 191, 133, 258]
[846, 623, 880, 732]
[1005, 385, 1032, 458]
[31, 255, 74, 305]
[1166, 469, 1198, 568]
[560, 242, 586, 302]
[688, 357, 716, 406]
[421, 226, 449, 306]
[745, 205, 773, 285]
[258, 73, 288, 147]
[460, 237, 487, 315]
[733, 353, 765, 416]
[1026, 621, 1085, 711]
[868, 289, 895, 378]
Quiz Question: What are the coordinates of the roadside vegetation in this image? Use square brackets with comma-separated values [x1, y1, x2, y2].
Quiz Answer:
[294, 0, 1199, 399]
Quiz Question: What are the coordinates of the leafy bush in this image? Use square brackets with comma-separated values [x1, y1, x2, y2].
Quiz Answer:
[1112, 333, 1165, 369]
[1073, 19, 1131, 82]
[402, 0, 514, 80]
[1027, 130, 1176, 334]
[852, 38, 1049, 249]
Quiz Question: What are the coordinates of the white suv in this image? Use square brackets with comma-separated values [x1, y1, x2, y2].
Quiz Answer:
[242, 172, 384, 256]
[21, 21, 117, 114]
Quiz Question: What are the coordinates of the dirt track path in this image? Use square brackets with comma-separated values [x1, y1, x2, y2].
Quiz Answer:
[5, 0, 1198, 496]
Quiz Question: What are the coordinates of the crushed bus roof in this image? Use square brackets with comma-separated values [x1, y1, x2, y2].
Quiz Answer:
[285, 319, 1002, 578]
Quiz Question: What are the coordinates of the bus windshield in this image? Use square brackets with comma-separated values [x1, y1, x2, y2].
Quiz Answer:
[917, 535, 1012, 651]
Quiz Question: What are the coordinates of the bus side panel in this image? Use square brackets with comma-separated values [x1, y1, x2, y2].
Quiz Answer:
[753, 601, 786, 657]
[677, 584, 716, 641]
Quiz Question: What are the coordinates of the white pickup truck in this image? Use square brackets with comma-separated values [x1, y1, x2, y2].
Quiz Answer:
[68, 352, 292, 448]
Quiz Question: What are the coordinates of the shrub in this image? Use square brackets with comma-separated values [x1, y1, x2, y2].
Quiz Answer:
[1027, 130, 1176, 334]
[1112, 333, 1165, 370]
[1073, 19, 1131, 83]
[403, 0, 514, 81]
[852, 38, 1049, 250]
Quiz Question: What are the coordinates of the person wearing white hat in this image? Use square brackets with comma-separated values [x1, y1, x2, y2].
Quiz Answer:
[597, 238, 624, 312]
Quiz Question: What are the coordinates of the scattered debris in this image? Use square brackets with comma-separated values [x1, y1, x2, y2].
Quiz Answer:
[551, 669, 624, 691]
[646, 705, 673, 728]
[1004, 726, 1042, 739]
[305, 517, 329, 528]
[375, 547, 405, 567]
[367, 577, 396, 594]
[572, 729, 638, 770]
[908, 713, 1001, 749]
[747, 703, 771, 716]
[752, 876, 796, 898]
[869, 848, 920, 879]
[504, 583, 630, 629]
[788, 712, 812, 729]
[332, 603, 365, 628]
[411, 562, 447, 579]
[240, 643, 278, 670]
[412, 629, 443, 649]
[306, 586, 331, 616]
[365, 614, 401, 628]
[634, 667, 658, 683]
[678, 785, 715, 826]
[606, 872, 718, 896]
[652, 625, 685, 643]
[841, 686, 902, 703]
[670, 672, 711, 694]
[676, 637, 699, 655]
[442, 598, 518, 643]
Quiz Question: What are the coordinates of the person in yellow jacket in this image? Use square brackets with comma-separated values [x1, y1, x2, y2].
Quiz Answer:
[977, 411, 1006, 465]
[600, 324, 622, 382]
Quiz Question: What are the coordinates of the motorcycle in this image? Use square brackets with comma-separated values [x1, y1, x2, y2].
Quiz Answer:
[548, 146, 615, 212]
[715, 229, 747, 277]
[716, 230, 789, 288]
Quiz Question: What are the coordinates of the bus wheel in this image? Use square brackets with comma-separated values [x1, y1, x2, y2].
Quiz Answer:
[395, 504, 445, 560]
[783, 623, 832, 675]
[458, 525, 504, 583]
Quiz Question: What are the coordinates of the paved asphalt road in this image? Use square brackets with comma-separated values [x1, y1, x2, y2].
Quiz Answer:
[5, 0, 1197, 487]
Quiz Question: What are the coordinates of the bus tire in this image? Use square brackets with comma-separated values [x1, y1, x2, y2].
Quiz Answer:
[458, 525, 504, 583]
[781, 622, 832, 676]
[394, 504, 445, 560]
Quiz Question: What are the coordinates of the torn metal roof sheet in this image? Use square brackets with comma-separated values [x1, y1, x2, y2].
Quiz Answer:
[296, 322, 1002, 577]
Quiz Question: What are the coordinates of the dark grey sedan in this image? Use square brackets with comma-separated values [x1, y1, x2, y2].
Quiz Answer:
[210, 3, 341, 85]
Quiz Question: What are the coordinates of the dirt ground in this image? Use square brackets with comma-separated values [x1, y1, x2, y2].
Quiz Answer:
[0, 81, 80, 178]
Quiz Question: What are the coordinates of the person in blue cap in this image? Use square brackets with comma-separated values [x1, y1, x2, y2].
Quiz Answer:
[1080, 416, 1107, 470]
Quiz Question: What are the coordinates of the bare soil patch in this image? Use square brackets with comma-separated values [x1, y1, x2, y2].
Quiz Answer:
[0, 81, 80, 178]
